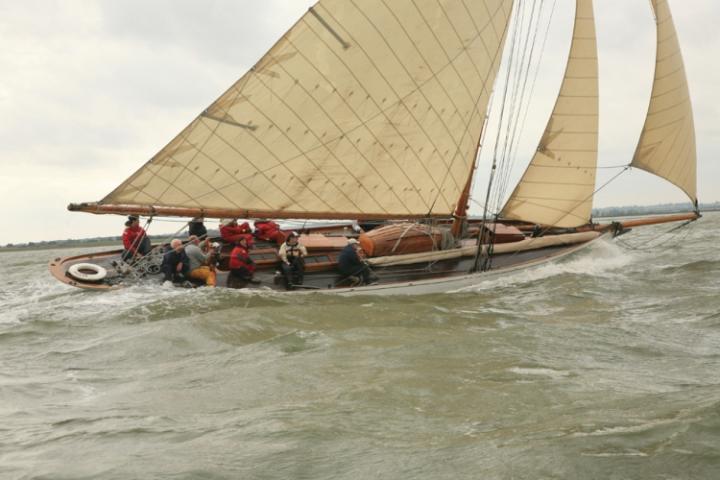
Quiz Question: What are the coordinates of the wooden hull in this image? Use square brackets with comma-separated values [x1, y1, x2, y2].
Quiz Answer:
[49, 232, 607, 295]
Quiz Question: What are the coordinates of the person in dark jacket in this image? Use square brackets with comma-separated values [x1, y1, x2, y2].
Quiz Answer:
[337, 239, 375, 286]
[188, 217, 207, 239]
[161, 239, 190, 284]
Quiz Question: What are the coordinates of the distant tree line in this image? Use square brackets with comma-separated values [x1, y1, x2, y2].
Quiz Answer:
[592, 201, 719, 218]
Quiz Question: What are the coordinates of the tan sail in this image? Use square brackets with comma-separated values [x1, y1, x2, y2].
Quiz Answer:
[632, 0, 697, 202]
[99, 0, 514, 219]
[501, 0, 599, 228]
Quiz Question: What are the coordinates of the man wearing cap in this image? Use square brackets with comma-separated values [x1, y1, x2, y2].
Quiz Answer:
[122, 215, 151, 262]
[277, 232, 307, 290]
[337, 238, 375, 286]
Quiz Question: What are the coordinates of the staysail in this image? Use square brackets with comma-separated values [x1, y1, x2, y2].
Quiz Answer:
[501, 0, 599, 228]
[95, 1, 514, 220]
[632, 0, 697, 203]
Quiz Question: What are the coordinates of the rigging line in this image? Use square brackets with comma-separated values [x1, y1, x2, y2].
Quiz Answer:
[491, 0, 536, 215]
[472, 0, 524, 272]
[498, 0, 546, 206]
[494, 0, 543, 212]
[615, 218, 695, 251]
[496, 0, 557, 211]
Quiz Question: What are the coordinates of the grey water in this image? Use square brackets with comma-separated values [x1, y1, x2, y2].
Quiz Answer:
[1, 213, 719, 479]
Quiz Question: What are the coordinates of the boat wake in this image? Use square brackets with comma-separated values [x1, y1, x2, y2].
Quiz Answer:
[453, 239, 634, 293]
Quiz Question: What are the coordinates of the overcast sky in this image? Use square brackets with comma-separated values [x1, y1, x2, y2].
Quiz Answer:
[1, 0, 717, 245]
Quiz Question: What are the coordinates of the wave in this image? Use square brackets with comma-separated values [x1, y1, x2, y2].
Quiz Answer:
[455, 239, 635, 293]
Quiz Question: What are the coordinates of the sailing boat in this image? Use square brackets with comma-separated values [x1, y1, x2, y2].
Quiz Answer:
[50, 0, 700, 294]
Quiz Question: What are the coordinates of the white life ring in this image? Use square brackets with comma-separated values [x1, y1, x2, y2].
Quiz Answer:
[67, 263, 107, 282]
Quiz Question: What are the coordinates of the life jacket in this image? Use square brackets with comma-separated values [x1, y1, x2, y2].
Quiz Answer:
[122, 225, 146, 252]
[285, 243, 303, 260]
[221, 222, 253, 246]
[229, 245, 255, 273]
[254, 220, 285, 244]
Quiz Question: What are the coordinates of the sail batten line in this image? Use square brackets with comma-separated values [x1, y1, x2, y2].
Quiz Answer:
[144, 128, 280, 211]
[204, 94, 384, 214]
[417, 0, 490, 92]
[197, 110, 340, 212]
[314, 3, 472, 192]
[308, 6, 351, 50]
[339, 0, 496, 183]
[294, 13, 465, 208]
[283, 27, 458, 173]
[188, 115, 320, 210]
[378, 0, 489, 166]
[138, 116, 231, 208]
[241, 68, 404, 213]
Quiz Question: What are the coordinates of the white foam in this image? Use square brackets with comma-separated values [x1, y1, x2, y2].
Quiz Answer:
[456, 239, 635, 292]
[508, 367, 570, 379]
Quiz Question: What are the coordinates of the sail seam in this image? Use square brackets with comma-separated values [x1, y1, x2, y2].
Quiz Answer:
[216, 83, 389, 214]
[282, 28, 449, 209]
[345, 0, 479, 193]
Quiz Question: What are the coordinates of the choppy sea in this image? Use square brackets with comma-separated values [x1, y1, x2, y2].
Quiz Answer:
[1, 213, 719, 479]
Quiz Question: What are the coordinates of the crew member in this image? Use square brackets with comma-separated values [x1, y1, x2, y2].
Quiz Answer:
[254, 219, 285, 244]
[220, 218, 253, 245]
[228, 236, 259, 287]
[122, 215, 151, 262]
[337, 238, 376, 286]
[188, 217, 208, 239]
[184, 235, 216, 287]
[161, 238, 190, 284]
[278, 231, 307, 290]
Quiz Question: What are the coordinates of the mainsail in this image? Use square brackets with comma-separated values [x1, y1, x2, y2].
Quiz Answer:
[501, 0, 599, 228]
[632, 0, 697, 203]
[98, 0, 514, 220]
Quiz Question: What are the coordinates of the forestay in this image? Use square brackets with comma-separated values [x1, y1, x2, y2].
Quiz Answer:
[501, 0, 599, 228]
[632, 0, 697, 203]
[101, 0, 514, 220]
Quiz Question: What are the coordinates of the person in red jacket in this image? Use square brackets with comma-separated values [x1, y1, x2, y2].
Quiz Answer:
[228, 236, 259, 287]
[220, 218, 253, 246]
[253, 219, 285, 244]
[121, 215, 151, 262]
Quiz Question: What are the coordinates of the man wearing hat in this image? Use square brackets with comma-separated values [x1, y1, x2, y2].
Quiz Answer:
[337, 238, 375, 286]
[277, 231, 307, 290]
